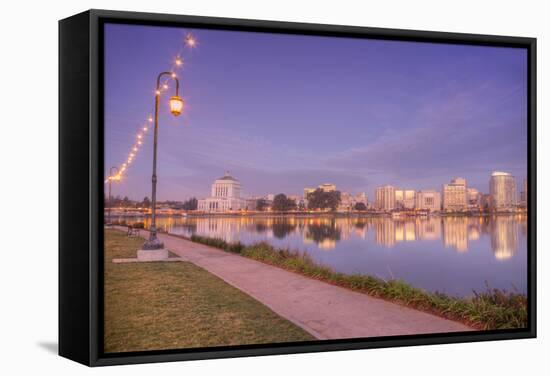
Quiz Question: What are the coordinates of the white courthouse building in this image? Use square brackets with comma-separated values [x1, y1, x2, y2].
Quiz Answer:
[197, 172, 248, 212]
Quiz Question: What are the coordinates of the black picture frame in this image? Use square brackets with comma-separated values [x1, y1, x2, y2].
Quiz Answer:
[59, 9, 537, 367]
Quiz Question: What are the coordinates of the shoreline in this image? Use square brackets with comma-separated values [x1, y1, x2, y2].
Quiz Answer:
[106, 211, 527, 219]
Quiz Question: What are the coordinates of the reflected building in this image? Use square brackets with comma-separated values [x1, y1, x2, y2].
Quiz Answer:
[318, 238, 337, 250]
[195, 217, 247, 242]
[491, 216, 518, 260]
[395, 220, 416, 242]
[374, 219, 396, 247]
[442, 217, 469, 252]
[416, 218, 442, 240]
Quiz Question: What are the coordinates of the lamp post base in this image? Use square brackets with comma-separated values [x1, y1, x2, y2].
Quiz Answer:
[137, 249, 169, 261]
[142, 237, 164, 250]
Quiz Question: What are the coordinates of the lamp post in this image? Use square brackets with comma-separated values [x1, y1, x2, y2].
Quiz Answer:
[107, 166, 119, 225]
[142, 72, 184, 250]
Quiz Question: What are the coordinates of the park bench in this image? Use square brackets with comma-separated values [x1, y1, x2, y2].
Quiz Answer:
[127, 225, 140, 237]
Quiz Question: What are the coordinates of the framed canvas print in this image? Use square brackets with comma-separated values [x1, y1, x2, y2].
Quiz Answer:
[59, 9, 536, 366]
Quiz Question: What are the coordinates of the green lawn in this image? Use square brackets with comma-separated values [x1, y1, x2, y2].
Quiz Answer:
[104, 230, 314, 353]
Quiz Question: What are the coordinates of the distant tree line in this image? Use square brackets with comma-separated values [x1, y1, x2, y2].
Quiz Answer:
[104, 195, 198, 210]
[254, 190, 344, 212]
[272, 194, 297, 211]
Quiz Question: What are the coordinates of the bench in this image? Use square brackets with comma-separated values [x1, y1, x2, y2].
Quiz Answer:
[127, 226, 140, 237]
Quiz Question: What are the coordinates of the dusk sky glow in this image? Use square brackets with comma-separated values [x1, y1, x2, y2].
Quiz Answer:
[104, 23, 527, 202]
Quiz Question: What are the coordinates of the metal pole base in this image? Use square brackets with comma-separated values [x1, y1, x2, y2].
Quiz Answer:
[141, 236, 165, 250]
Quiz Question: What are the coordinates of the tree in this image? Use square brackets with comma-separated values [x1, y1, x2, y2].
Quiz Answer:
[307, 189, 341, 211]
[354, 202, 367, 211]
[272, 194, 297, 212]
[142, 197, 151, 208]
[122, 196, 131, 207]
[256, 198, 269, 211]
[182, 197, 198, 210]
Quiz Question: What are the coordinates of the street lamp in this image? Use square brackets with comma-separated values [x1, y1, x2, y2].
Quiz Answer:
[107, 166, 119, 225]
[142, 72, 184, 251]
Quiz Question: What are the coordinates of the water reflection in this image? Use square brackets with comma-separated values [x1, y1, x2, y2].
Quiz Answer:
[491, 216, 519, 261]
[131, 215, 527, 260]
[121, 214, 527, 295]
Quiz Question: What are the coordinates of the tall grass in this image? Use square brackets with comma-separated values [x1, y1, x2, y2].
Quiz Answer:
[190, 234, 527, 330]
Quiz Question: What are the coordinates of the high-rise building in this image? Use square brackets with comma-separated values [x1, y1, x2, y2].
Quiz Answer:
[339, 191, 353, 211]
[394, 189, 415, 209]
[304, 187, 316, 199]
[355, 192, 368, 206]
[395, 189, 403, 208]
[375, 185, 396, 211]
[415, 190, 441, 211]
[490, 171, 517, 211]
[443, 177, 467, 212]
[318, 183, 336, 192]
[403, 190, 416, 209]
[467, 188, 481, 209]
[338, 191, 368, 211]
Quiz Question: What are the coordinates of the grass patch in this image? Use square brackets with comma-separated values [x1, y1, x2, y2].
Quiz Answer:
[104, 230, 314, 353]
[190, 234, 527, 330]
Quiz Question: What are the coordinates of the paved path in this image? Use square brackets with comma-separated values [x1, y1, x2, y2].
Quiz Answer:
[116, 228, 473, 339]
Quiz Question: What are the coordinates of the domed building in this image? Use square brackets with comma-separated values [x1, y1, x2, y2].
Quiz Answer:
[197, 172, 248, 212]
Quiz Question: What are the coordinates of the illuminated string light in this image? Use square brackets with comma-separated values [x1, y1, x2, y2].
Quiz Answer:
[106, 30, 198, 184]
[185, 33, 197, 48]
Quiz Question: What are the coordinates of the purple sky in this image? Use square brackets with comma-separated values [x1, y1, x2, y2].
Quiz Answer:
[104, 23, 527, 202]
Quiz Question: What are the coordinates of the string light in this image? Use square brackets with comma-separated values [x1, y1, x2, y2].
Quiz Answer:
[106, 30, 198, 184]
[185, 33, 197, 48]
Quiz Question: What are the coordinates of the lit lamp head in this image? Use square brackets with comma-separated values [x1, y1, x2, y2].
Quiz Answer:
[169, 96, 184, 116]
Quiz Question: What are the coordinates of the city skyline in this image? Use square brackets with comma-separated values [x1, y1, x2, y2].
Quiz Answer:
[105, 23, 528, 201]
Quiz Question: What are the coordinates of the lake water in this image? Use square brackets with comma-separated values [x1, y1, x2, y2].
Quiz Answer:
[121, 214, 528, 297]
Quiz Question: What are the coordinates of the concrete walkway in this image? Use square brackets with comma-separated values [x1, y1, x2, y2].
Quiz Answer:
[116, 228, 473, 339]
